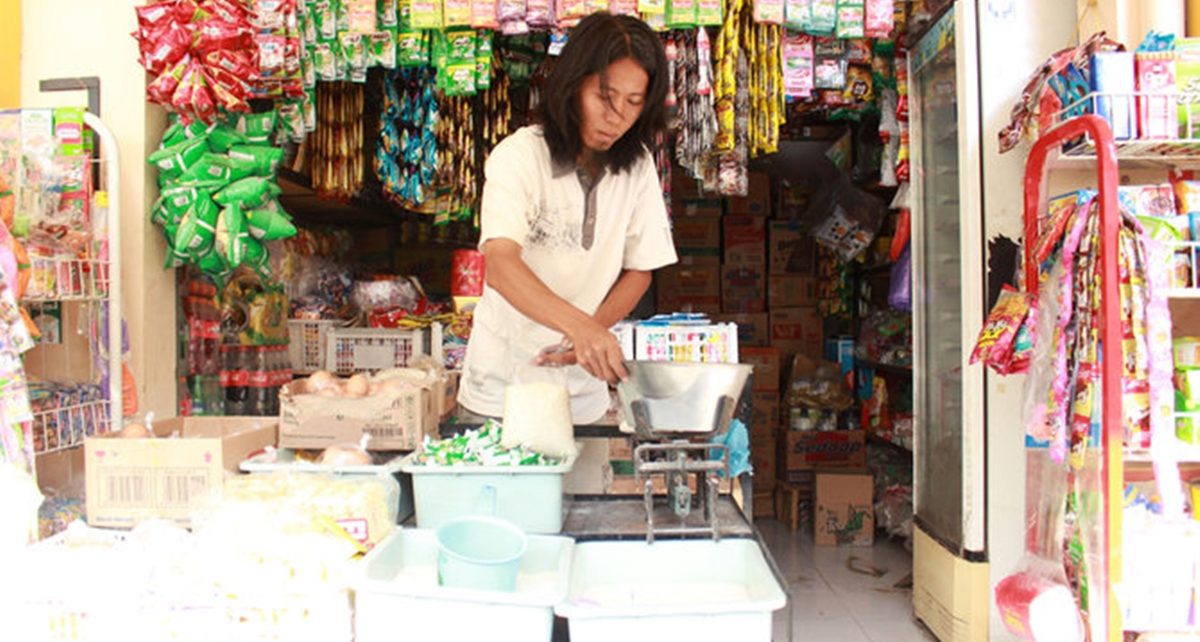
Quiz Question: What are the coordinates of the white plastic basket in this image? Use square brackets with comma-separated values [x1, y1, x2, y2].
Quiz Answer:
[325, 323, 443, 375]
[287, 319, 343, 374]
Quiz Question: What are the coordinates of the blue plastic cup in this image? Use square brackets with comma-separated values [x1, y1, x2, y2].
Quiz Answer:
[436, 515, 528, 591]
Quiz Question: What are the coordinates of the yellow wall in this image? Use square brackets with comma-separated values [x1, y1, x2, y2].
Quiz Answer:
[0, 0, 18, 108]
[20, 0, 175, 418]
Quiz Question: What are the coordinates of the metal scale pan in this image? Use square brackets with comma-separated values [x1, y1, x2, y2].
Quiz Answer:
[615, 361, 752, 542]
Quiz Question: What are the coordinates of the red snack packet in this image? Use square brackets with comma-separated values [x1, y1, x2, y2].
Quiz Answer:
[136, 3, 179, 32]
[256, 34, 288, 74]
[205, 70, 250, 113]
[171, 61, 200, 119]
[202, 0, 249, 23]
[147, 56, 192, 106]
[140, 21, 192, 74]
[203, 49, 258, 82]
[249, 0, 294, 31]
[191, 74, 218, 124]
[174, 0, 212, 23]
[969, 286, 1033, 371]
[194, 19, 252, 53]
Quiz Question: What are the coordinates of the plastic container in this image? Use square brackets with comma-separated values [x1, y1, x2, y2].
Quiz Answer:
[240, 448, 415, 523]
[555, 539, 787, 642]
[1174, 336, 1200, 367]
[437, 515, 528, 591]
[325, 324, 443, 375]
[287, 319, 342, 374]
[399, 451, 576, 534]
[355, 529, 574, 642]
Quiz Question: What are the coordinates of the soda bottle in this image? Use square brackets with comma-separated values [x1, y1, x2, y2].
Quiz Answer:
[225, 346, 248, 415]
[248, 347, 271, 416]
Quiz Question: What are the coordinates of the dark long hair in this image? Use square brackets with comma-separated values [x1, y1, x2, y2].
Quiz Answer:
[539, 12, 669, 174]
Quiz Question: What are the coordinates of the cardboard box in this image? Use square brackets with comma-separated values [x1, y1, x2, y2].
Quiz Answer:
[750, 391, 780, 443]
[769, 221, 816, 275]
[712, 313, 770, 347]
[279, 379, 439, 451]
[768, 275, 818, 308]
[672, 166, 703, 199]
[723, 216, 767, 266]
[721, 264, 767, 313]
[741, 346, 781, 392]
[770, 306, 823, 357]
[675, 197, 723, 218]
[439, 370, 461, 419]
[728, 172, 772, 216]
[656, 257, 721, 314]
[671, 216, 722, 255]
[608, 436, 633, 461]
[751, 437, 777, 492]
[815, 471, 874, 546]
[781, 430, 867, 471]
[85, 417, 278, 528]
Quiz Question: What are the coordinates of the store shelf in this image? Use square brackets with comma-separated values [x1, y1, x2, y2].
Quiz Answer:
[857, 359, 913, 377]
[1124, 436, 1200, 464]
[1048, 92, 1200, 170]
[31, 399, 113, 455]
[21, 256, 110, 303]
[1164, 288, 1200, 300]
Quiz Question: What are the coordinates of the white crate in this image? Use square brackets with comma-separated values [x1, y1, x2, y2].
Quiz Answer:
[324, 323, 443, 375]
[356, 529, 574, 642]
[399, 450, 575, 534]
[287, 319, 343, 374]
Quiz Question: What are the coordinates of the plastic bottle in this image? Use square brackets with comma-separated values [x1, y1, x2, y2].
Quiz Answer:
[248, 347, 271, 416]
[223, 346, 247, 415]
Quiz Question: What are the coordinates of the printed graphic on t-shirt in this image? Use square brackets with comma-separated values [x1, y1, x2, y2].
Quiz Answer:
[526, 201, 580, 251]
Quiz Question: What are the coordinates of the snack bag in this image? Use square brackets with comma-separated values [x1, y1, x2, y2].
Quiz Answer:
[970, 286, 1034, 374]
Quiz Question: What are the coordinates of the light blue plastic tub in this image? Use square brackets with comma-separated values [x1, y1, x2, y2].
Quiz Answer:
[437, 515, 528, 591]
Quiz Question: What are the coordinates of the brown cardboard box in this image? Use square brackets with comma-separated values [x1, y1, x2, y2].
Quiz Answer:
[672, 165, 703, 199]
[439, 370, 461, 419]
[675, 197, 723, 218]
[815, 471, 875, 546]
[768, 275, 818, 308]
[711, 313, 770, 347]
[671, 216, 722, 256]
[721, 264, 766, 313]
[728, 172, 772, 216]
[769, 221, 816, 275]
[608, 436, 633, 461]
[279, 379, 439, 451]
[85, 417, 278, 528]
[656, 257, 722, 314]
[770, 307, 823, 357]
[740, 346, 781, 392]
[751, 437, 777, 492]
[723, 216, 767, 266]
[750, 391, 780, 443]
[780, 430, 867, 472]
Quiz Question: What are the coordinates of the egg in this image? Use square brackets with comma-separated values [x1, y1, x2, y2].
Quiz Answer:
[307, 370, 336, 392]
[317, 387, 341, 398]
[119, 423, 152, 439]
[345, 374, 369, 397]
[376, 378, 412, 395]
[319, 444, 372, 466]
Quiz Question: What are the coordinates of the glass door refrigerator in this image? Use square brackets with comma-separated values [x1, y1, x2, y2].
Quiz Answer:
[908, 2, 990, 640]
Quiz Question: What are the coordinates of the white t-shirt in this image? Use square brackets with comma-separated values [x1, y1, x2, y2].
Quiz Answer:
[458, 126, 678, 423]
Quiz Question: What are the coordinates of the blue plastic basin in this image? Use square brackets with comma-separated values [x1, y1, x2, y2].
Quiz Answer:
[437, 515, 528, 591]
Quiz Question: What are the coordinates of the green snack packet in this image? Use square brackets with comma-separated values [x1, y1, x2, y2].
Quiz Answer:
[340, 32, 368, 79]
[228, 144, 285, 177]
[164, 243, 188, 269]
[239, 111, 279, 144]
[195, 245, 231, 280]
[151, 196, 171, 226]
[173, 196, 219, 256]
[214, 177, 273, 209]
[445, 28, 475, 65]
[160, 121, 188, 149]
[246, 208, 298, 240]
[207, 124, 249, 153]
[397, 30, 428, 67]
[476, 32, 492, 89]
[315, 42, 341, 81]
[148, 136, 208, 180]
[315, 0, 338, 41]
[180, 153, 233, 183]
[370, 30, 397, 69]
[160, 184, 208, 221]
[222, 203, 249, 266]
[441, 63, 476, 96]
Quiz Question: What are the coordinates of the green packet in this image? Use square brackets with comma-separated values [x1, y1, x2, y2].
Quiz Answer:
[415, 419, 561, 467]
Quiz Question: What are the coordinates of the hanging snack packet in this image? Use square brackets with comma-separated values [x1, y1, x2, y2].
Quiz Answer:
[527, 0, 554, 27]
[229, 144, 285, 176]
[476, 32, 493, 89]
[835, 0, 865, 39]
[471, 0, 499, 28]
[174, 196, 220, 257]
[783, 32, 815, 98]
[149, 136, 209, 179]
[444, 0, 472, 26]
[147, 57, 191, 107]
[754, 0, 784, 25]
[239, 111, 280, 143]
[206, 123, 249, 153]
[370, 31, 398, 68]
[215, 177, 274, 209]
[785, 0, 811, 30]
[314, 0, 338, 40]
[314, 42, 340, 80]
[398, 30, 430, 66]
[969, 286, 1033, 372]
[667, 0, 697, 27]
[410, 0, 444, 28]
[864, 0, 892, 38]
[695, 0, 721, 24]
[379, 0, 399, 26]
[557, 0, 587, 21]
[339, 32, 368, 82]
[809, 0, 835, 34]
[246, 208, 298, 240]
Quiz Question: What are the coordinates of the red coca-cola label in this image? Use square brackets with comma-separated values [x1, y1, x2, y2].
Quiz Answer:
[248, 370, 270, 388]
[219, 370, 231, 387]
[231, 369, 249, 387]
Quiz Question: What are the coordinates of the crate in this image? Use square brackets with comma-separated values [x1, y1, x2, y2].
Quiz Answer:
[325, 324, 444, 375]
[287, 319, 343, 374]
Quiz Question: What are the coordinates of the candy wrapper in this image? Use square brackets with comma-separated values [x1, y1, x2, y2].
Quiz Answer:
[970, 286, 1034, 375]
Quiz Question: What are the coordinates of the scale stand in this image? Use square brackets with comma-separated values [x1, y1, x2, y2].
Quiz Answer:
[634, 441, 729, 543]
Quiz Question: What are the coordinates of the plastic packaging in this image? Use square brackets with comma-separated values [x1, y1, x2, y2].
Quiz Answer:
[887, 244, 911, 311]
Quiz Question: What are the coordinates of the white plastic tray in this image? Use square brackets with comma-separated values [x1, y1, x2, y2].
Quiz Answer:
[240, 448, 414, 523]
[355, 528, 574, 642]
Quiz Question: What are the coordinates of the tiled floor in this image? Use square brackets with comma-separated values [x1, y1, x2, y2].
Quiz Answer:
[757, 518, 938, 642]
